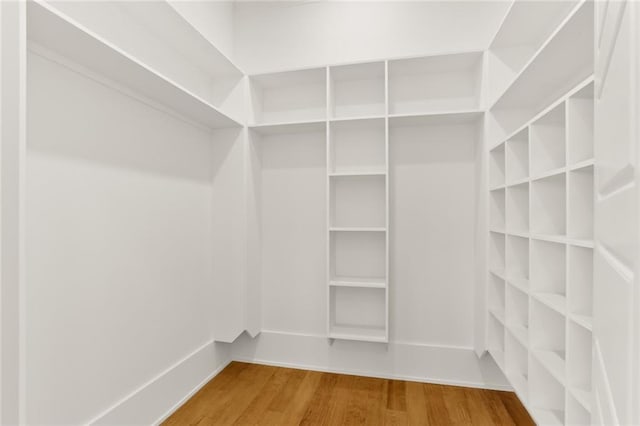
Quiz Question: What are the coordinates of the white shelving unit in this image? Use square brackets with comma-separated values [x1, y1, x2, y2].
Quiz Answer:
[26, 1, 242, 130]
[488, 77, 594, 424]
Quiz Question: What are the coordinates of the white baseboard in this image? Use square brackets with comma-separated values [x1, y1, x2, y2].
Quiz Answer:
[89, 340, 232, 425]
[231, 330, 511, 391]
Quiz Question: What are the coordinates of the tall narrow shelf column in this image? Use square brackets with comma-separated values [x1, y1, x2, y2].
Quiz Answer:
[327, 61, 389, 343]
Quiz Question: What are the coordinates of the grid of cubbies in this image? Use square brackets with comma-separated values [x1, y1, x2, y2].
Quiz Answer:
[488, 80, 594, 426]
[248, 52, 483, 343]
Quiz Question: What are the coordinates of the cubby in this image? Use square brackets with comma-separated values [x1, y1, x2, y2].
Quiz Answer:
[567, 246, 593, 327]
[530, 357, 566, 426]
[388, 52, 482, 115]
[489, 273, 506, 320]
[566, 393, 590, 426]
[330, 175, 386, 228]
[531, 240, 566, 313]
[505, 332, 529, 401]
[566, 322, 592, 406]
[330, 230, 386, 283]
[490, 143, 506, 189]
[489, 314, 506, 368]
[506, 129, 529, 184]
[249, 68, 326, 125]
[329, 62, 385, 119]
[506, 235, 529, 286]
[568, 165, 594, 240]
[329, 118, 386, 174]
[489, 231, 506, 274]
[531, 300, 566, 384]
[530, 103, 566, 177]
[531, 173, 566, 236]
[567, 83, 594, 166]
[506, 183, 529, 233]
[329, 286, 387, 342]
[506, 284, 529, 345]
[490, 188, 506, 231]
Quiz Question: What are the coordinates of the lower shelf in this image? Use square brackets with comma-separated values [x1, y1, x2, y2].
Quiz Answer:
[330, 277, 386, 289]
[532, 408, 564, 426]
[329, 325, 387, 343]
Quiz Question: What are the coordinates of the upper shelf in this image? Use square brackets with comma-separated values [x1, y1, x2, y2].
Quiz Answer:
[490, 1, 593, 115]
[119, 1, 242, 79]
[27, 1, 242, 130]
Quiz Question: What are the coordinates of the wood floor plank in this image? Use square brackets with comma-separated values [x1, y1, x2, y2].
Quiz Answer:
[164, 362, 533, 426]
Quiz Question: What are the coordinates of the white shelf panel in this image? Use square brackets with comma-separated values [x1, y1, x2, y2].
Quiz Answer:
[508, 324, 529, 348]
[329, 61, 385, 119]
[532, 409, 564, 426]
[388, 110, 483, 127]
[329, 326, 387, 343]
[27, 1, 242, 130]
[570, 314, 593, 332]
[533, 293, 567, 316]
[534, 350, 566, 385]
[249, 120, 326, 136]
[329, 227, 386, 232]
[329, 170, 386, 177]
[569, 388, 591, 413]
[330, 277, 386, 289]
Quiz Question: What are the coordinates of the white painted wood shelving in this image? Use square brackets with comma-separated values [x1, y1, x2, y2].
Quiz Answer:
[247, 50, 483, 343]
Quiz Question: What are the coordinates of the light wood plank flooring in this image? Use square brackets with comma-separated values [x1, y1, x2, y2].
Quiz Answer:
[164, 362, 534, 425]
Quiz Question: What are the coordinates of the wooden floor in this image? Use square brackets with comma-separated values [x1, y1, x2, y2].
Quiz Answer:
[164, 362, 534, 425]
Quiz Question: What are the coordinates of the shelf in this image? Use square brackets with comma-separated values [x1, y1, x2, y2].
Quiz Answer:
[533, 293, 566, 316]
[250, 67, 326, 125]
[506, 183, 529, 233]
[532, 409, 565, 426]
[568, 388, 591, 414]
[491, 1, 594, 138]
[534, 350, 566, 385]
[567, 82, 594, 166]
[490, 141, 506, 189]
[531, 300, 566, 384]
[329, 61, 385, 119]
[329, 171, 386, 177]
[508, 323, 529, 349]
[329, 227, 386, 232]
[329, 117, 385, 174]
[505, 128, 529, 184]
[330, 277, 386, 289]
[329, 286, 387, 343]
[388, 52, 483, 115]
[531, 173, 566, 236]
[506, 284, 529, 334]
[568, 165, 594, 240]
[388, 110, 483, 127]
[566, 392, 591, 424]
[249, 120, 326, 136]
[330, 175, 386, 229]
[487, 0, 578, 104]
[505, 332, 529, 401]
[570, 314, 593, 332]
[507, 277, 529, 294]
[489, 315, 506, 368]
[27, 1, 242, 130]
[530, 103, 566, 176]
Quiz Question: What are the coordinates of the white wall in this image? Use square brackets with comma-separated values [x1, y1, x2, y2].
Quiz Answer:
[25, 50, 231, 424]
[233, 1, 509, 74]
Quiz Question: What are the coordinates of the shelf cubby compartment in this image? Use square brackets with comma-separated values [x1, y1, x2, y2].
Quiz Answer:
[529, 357, 566, 426]
[568, 165, 594, 240]
[506, 284, 529, 345]
[568, 246, 593, 327]
[249, 68, 326, 125]
[530, 103, 566, 177]
[329, 286, 387, 342]
[490, 231, 506, 274]
[330, 175, 386, 229]
[506, 129, 529, 184]
[567, 82, 594, 166]
[567, 322, 592, 409]
[531, 299, 566, 384]
[506, 183, 529, 233]
[329, 62, 385, 119]
[506, 235, 529, 287]
[489, 273, 506, 321]
[531, 173, 566, 236]
[329, 118, 385, 174]
[330, 230, 386, 283]
[566, 393, 591, 426]
[489, 314, 506, 368]
[490, 143, 506, 189]
[505, 331, 529, 402]
[388, 52, 482, 115]
[531, 240, 566, 313]
[490, 188, 506, 231]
